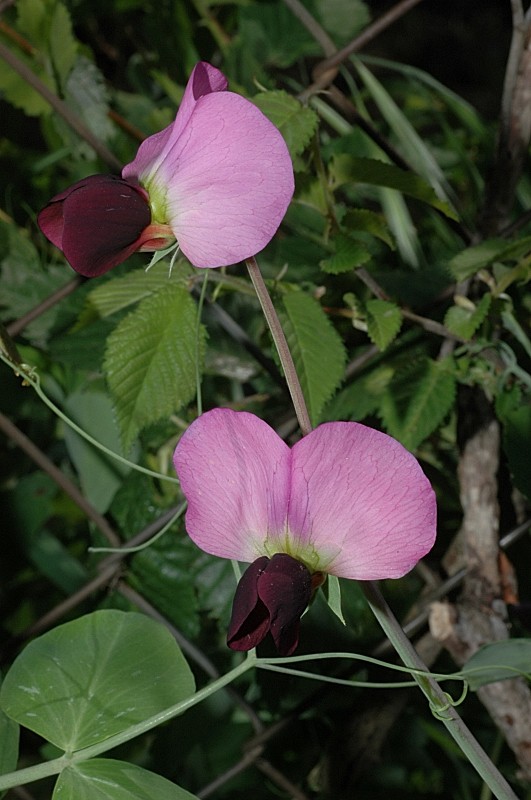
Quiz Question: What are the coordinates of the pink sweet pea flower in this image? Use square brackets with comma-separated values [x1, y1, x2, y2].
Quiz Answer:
[38, 62, 294, 277]
[174, 408, 437, 655]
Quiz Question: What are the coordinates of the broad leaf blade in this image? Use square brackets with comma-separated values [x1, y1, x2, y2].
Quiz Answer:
[280, 292, 346, 424]
[320, 234, 371, 274]
[104, 285, 205, 450]
[53, 759, 199, 800]
[0, 610, 195, 752]
[0, 691, 19, 797]
[461, 640, 531, 690]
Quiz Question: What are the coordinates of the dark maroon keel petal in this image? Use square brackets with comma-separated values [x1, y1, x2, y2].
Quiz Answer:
[227, 556, 270, 651]
[257, 554, 312, 656]
[38, 175, 152, 277]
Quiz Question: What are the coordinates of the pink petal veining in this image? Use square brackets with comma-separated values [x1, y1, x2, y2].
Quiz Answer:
[173, 408, 291, 562]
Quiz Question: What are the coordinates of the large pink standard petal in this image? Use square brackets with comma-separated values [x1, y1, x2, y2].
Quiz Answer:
[123, 63, 294, 269]
[122, 62, 228, 185]
[287, 422, 437, 580]
[173, 408, 291, 562]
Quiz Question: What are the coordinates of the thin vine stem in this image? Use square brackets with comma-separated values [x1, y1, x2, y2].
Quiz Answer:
[362, 581, 519, 800]
[246, 255, 518, 799]
[245, 257, 312, 436]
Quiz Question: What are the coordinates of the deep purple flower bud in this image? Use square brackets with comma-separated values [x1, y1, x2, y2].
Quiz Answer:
[227, 553, 312, 656]
[37, 175, 173, 277]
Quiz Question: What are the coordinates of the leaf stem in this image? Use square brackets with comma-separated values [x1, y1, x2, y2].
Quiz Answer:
[245, 257, 312, 436]
[361, 581, 519, 800]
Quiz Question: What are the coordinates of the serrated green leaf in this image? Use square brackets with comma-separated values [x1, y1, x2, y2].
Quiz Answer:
[89, 260, 191, 318]
[0, 610, 195, 752]
[104, 286, 205, 450]
[343, 209, 395, 249]
[322, 364, 394, 422]
[63, 57, 113, 145]
[380, 357, 456, 450]
[280, 292, 346, 424]
[320, 234, 371, 274]
[53, 760, 199, 800]
[330, 155, 458, 219]
[366, 299, 402, 350]
[48, 1, 77, 88]
[461, 640, 531, 690]
[253, 91, 318, 160]
[444, 293, 491, 339]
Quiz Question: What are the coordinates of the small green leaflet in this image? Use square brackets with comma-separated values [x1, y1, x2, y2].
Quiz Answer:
[461, 640, 531, 690]
[444, 294, 491, 340]
[320, 234, 371, 274]
[366, 299, 402, 350]
[103, 285, 205, 450]
[280, 292, 346, 424]
[329, 155, 458, 220]
[253, 91, 318, 160]
[53, 759, 199, 800]
[380, 357, 456, 450]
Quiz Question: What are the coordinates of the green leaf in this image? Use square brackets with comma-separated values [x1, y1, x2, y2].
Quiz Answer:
[330, 155, 458, 220]
[366, 299, 403, 350]
[131, 539, 200, 639]
[496, 390, 531, 500]
[320, 234, 372, 274]
[280, 292, 346, 424]
[444, 293, 491, 339]
[88, 261, 191, 319]
[253, 91, 318, 160]
[63, 388, 131, 513]
[48, 1, 78, 88]
[342, 208, 395, 249]
[448, 239, 508, 280]
[380, 357, 456, 450]
[103, 286, 205, 450]
[313, 0, 369, 45]
[53, 759, 199, 800]
[0, 610, 195, 752]
[324, 576, 346, 625]
[353, 58, 455, 207]
[461, 640, 531, 690]
[323, 364, 394, 422]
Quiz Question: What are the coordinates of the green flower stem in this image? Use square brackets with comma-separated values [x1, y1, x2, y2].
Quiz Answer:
[362, 581, 519, 800]
[246, 257, 312, 436]
[0, 657, 256, 792]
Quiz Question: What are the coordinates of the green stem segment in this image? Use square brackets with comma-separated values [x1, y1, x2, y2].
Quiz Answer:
[246, 257, 517, 800]
[245, 257, 312, 436]
[362, 581, 518, 800]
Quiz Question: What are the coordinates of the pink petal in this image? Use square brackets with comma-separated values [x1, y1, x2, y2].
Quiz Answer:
[147, 92, 294, 268]
[287, 422, 437, 580]
[173, 409, 291, 561]
[122, 63, 227, 185]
